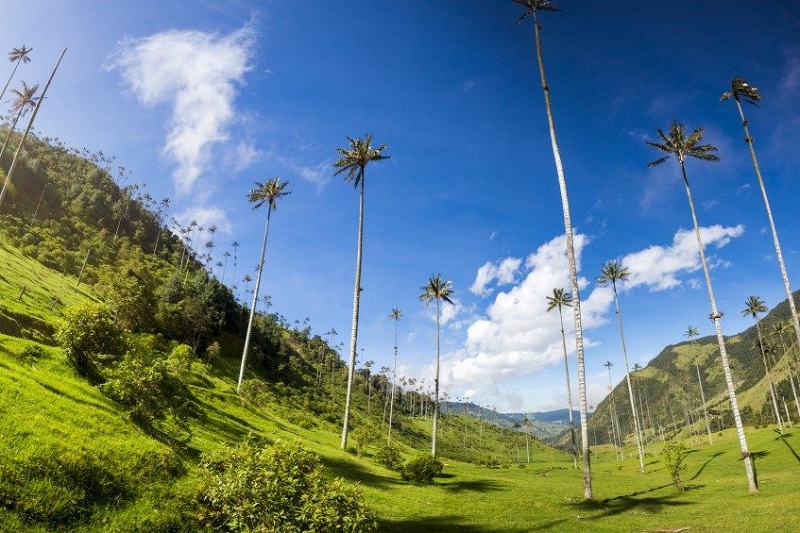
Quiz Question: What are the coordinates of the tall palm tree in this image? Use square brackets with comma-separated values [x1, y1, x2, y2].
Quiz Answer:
[741, 296, 783, 433]
[388, 308, 403, 444]
[0, 48, 67, 211]
[0, 81, 38, 170]
[512, 0, 592, 498]
[604, 360, 623, 458]
[419, 273, 454, 457]
[722, 78, 800, 372]
[545, 288, 577, 468]
[334, 133, 390, 450]
[237, 178, 291, 392]
[647, 121, 757, 492]
[598, 261, 645, 473]
[0, 45, 33, 107]
[685, 326, 713, 444]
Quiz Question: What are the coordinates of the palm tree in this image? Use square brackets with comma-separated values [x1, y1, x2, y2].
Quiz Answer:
[604, 360, 623, 458]
[0, 48, 67, 211]
[545, 288, 577, 468]
[685, 326, 713, 444]
[388, 308, 403, 445]
[741, 296, 783, 433]
[0, 45, 33, 106]
[647, 121, 757, 492]
[512, 0, 592, 498]
[598, 261, 645, 473]
[419, 273, 454, 457]
[722, 78, 800, 372]
[333, 133, 390, 450]
[237, 178, 291, 392]
[0, 81, 38, 163]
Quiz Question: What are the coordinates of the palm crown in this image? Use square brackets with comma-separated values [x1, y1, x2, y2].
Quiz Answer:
[721, 77, 761, 106]
[741, 295, 767, 319]
[512, 0, 560, 21]
[390, 308, 403, 321]
[9, 81, 38, 116]
[420, 274, 454, 306]
[8, 45, 32, 65]
[333, 134, 390, 187]
[597, 260, 629, 288]
[646, 121, 720, 167]
[684, 326, 699, 339]
[247, 177, 291, 211]
[545, 287, 572, 312]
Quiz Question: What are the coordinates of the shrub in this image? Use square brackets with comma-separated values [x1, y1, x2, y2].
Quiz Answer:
[205, 341, 222, 365]
[374, 444, 403, 470]
[238, 378, 271, 408]
[55, 302, 125, 382]
[198, 438, 376, 532]
[661, 441, 689, 491]
[401, 453, 443, 484]
[353, 424, 381, 456]
[168, 344, 195, 377]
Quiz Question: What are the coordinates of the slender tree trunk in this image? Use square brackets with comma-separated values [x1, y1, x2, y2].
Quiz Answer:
[611, 286, 645, 472]
[341, 177, 365, 449]
[237, 207, 273, 392]
[690, 339, 713, 444]
[680, 162, 757, 492]
[0, 48, 67, 210]
[735, 100, 800, 378]
[532, 12, 592, 500]
[0, 57, 23, 105]
[755, 320, 783, 432]
[556, 309, 578, 468]
[388, 321, 399, 444]
[433, 300, 441, 457]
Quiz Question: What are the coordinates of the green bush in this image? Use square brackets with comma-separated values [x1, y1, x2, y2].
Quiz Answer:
[168, 344, 195, 377]
[55, 302, 125, 383]
[374, 444, 403, 470]
[353, 424, 381, 456]
[401, 453, 444, 484]
[238, 378, 271, 408]
[661, 441, 689, 491]
[198, 438, 376, 532]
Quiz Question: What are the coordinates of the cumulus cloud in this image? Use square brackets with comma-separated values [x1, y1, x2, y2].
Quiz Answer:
[470, 257, 522, 296]
[111, 26, 254, 193]
[444, 225, 745, 393]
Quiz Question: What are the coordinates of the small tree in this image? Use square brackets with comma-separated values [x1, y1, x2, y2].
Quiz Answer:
[661, 441, 689, 491]
[56, 302, 125, 382]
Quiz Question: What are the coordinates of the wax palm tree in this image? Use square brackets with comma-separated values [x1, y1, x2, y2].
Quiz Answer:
[0, 81, 38, 163]
[0, 45, 33, 107]
[598, 261, 645, 473]
[388, 308, 403, 444]
[722, 78, 800, 382]
[545, 288, 577, 468]
[647, 121, 757, 492]
[419, 274, 454, 457]
[0, 48, 67, 211]
[741, 296, 783, 433]
[237, 178, 291, 392]
[604, 360, 623, 458]
[512, 0, 592, 498]
[685, 326, 713, 444]
[334, 133, 390, 450]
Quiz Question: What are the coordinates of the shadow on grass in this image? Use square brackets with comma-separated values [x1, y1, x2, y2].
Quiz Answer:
[568, 490, 691, 519]
[690, 451, 725, 480]
[322, 455, 403, 490]
[441, 478, 504, 494]
[36, 381, 118, 416]
[778, 434, 800, 464]
[377, 515, 533, 533]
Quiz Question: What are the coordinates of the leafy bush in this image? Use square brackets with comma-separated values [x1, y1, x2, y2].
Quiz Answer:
[374, 444, 403, 470]
[168, 344, 195, 377]
[238, 378, 272, 408]
[353, 424, 381, 456]
[55, 302, 125, 383]
[198, 438, 376, 532]
[661, 441, 689, 491]
[401, 453, 444, 484]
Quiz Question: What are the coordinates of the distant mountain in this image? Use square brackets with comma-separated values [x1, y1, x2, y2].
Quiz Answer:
[440, 403, 584, 442]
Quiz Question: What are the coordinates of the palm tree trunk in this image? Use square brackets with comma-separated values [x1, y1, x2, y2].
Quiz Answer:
[0, 48, 67, 210]
[755, 321, 783, 432]
[693, 355, 713, 445]
[735, 100, 800, 374]
[612, 286, 645, 472]
[341, 176, 365, 449]
[0, 57, 23, 105]
[0, 109, 24, 162]
[557, 309, 578, 469]
[680, 162, 757, 492]
[237, 207, 273, 392]
[432, 298, 441, 457]
[532, 11, 592, 500]
[388, 323, 398, 444]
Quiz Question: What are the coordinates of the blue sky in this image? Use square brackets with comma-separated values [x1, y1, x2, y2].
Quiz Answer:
[3, 1, 800, 413]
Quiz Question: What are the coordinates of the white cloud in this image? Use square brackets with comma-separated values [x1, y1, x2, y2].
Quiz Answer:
[176, 205, 233, 236]
[469, 257, 522, 296]
[111, 26, 254, 193]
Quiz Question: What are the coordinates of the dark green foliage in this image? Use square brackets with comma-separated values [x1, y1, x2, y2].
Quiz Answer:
[55, 302, 125, 383]
[661, 441, 689, 491]
[401, 453, 444, 484]
[198, 438, 376, 532]
[374, 444, 403, 470]
[353, 424, 381, 456]
[238, 378, 271, 408]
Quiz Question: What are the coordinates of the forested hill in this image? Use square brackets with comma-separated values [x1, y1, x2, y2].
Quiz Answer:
[588, 291, 800, 446]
